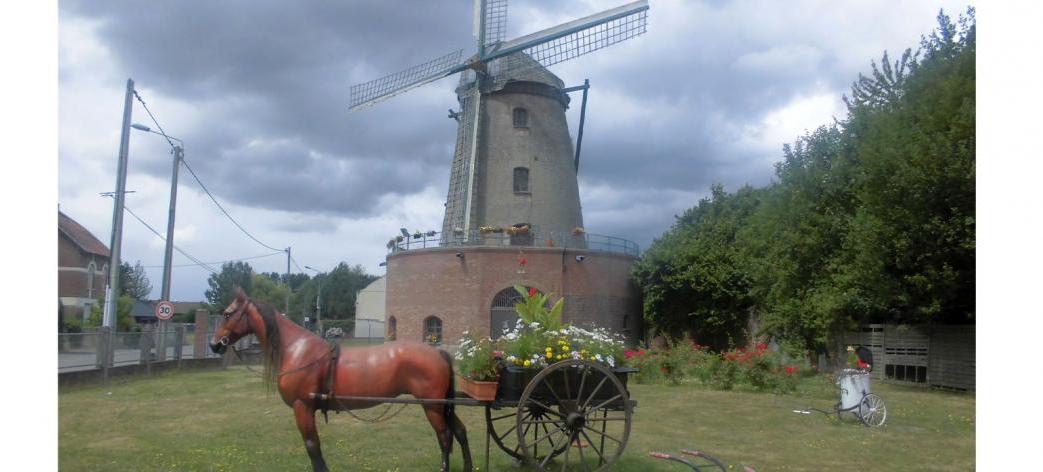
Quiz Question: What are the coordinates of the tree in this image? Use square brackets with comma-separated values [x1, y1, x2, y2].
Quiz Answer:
[205, 261, 253, 309]
[250, 273, 289, 313]
[119, 261, 153, 300]
[296, 263, 378, 321]
[633, 184, 763, 349]
[88, 295, 137, 332]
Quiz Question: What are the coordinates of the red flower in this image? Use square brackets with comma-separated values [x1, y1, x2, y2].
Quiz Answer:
[755, 342, 768, 352]
[528, 287, 538, 297]
[857, 359, 870, 369]
[784, 366, 798, 375]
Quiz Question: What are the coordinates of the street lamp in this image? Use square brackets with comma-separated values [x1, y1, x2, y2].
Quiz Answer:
[130, 123, 183, 304]
[132, 123, 183, 362]
[304, 265, 324, 337]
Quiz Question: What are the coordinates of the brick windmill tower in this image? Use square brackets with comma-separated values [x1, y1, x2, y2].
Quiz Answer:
[351, 0, 649, 344]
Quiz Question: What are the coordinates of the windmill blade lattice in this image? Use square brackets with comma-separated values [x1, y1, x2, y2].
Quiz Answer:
[349, 49, 465, 111]
[480, 0, 509, 49]
[441, 87, 479, 242]
[486, 0, 648, 86]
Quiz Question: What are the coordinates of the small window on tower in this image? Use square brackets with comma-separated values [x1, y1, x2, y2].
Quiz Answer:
[513, 167, 529, 193]
[513, 107, 528, 128]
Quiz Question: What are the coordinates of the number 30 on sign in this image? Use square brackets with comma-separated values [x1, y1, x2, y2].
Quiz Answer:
[155, 300, 174, 321]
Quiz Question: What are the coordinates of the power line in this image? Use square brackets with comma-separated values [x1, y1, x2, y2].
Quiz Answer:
[139, 250, 286, 269]
[179, 158, 286, 253]
[134, 89, 287, 255]
[122, 204, 219, 274]
[132, 90, 177, 150]
[289, 254, 305, 273]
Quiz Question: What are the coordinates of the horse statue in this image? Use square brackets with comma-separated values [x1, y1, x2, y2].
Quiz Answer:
[210, 288, 472, 471]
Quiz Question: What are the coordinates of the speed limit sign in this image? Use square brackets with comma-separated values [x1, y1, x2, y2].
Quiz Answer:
[155, 300, 174, 321]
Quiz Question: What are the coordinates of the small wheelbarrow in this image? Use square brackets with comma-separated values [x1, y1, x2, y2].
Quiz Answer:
[793, 347, 887, 427]
[649, 449, 756, 471]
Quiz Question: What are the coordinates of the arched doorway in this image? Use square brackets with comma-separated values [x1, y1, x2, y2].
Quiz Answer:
[490, 286, 541, 339]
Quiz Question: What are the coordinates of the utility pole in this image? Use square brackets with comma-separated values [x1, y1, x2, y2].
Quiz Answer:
[156, 144, 183, 361]
[304, 265, 324, 336]
[285, 247, 291, 315]
[103, 78, 135, 329]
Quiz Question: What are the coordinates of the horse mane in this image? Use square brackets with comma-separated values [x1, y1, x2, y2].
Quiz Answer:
[251, 299, 283, 391]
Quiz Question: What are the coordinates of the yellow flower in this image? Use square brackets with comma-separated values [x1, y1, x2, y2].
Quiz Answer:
[524, 360, 531, 367]
[545, 353, 553, 359]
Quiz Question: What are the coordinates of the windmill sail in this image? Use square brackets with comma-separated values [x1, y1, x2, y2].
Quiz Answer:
[479, 0, 509, 49]
[349, 49, 466, 111]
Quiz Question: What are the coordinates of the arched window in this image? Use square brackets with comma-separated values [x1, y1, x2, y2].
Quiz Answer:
[423, 316, 442, 344]
[513, 107, 529, 128]
[86, 262, 96, 298]
[513, 167, 529, 193]
[490, 286, 542, 339]
[387, 316, 397, 341]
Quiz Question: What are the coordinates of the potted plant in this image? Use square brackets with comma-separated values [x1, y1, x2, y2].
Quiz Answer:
[454, 332, 501, 401]
[572, 227, 585, 235]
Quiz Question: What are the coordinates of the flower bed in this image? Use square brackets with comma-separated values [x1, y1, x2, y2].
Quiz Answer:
[626, 340, 804, 393]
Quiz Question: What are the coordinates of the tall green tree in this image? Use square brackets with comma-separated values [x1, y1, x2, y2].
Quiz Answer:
[250, 273, 289, 313]
[296, 263, 378, 321]
[119, 261, 153, 300]
[633, 184, 763, 348]
[205, 261, 253, 309]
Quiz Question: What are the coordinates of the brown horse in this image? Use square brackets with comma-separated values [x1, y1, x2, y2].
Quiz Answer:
[210, 288, 472, 471]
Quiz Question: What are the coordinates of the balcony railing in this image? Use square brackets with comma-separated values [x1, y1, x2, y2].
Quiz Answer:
[387, 228, 639, 257]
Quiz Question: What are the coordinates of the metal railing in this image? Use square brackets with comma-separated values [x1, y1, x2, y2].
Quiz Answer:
[58, 323, 222, 373]
[388, 228, 639, 257]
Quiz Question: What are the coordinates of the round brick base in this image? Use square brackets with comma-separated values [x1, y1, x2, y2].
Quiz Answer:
[385, 246, 642, 346]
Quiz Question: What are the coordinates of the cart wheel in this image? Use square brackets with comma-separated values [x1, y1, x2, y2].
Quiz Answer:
[858, 393, 887, 427]
[486, 404, 565, 462]
[516, 359, 633, 471]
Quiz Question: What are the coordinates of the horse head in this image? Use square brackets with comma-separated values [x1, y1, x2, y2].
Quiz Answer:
[210, 287, 257, 354]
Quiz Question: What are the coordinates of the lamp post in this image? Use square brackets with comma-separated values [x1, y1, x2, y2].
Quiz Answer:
[305, 266, 324, 337]
[131, 123, 183, 361]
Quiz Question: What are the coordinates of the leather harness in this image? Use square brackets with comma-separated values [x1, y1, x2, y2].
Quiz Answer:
[319, 343, 341, 423]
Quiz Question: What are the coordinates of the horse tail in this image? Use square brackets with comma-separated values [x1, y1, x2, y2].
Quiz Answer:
[439, 349, 456, 453]
[440, 348, 473, 470]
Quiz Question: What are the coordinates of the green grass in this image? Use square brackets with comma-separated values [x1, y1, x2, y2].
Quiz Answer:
[59, 367, 974, 471]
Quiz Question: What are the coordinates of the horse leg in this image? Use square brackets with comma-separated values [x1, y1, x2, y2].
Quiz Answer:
[423, 404, 453, 472]
[447, 409, 473, 471]
[293, 400, 330, 472]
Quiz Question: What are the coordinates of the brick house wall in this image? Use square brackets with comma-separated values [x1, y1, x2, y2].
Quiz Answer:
[386, 246, 641, 346]
[58, 212, 110, 324]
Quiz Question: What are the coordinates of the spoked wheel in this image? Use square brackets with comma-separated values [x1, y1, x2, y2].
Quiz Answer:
[858, 393, 887, 427]
[486, 404, 567, 462]
[516, 359, 633, 471]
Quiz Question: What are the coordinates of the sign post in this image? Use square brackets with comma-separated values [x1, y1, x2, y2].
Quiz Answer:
[155, 301, 174, 361]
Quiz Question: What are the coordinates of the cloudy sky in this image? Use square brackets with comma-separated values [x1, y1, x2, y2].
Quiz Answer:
[56, 0, 973, 302]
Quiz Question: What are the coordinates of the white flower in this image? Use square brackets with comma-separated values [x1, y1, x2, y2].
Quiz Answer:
[607, 356, 615, 368]
[595, 354, 603, 362]
[529, 322, 541, 329]
[571, 351, 581, 360]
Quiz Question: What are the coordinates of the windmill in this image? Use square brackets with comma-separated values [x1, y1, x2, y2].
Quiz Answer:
[351, 0, 649, 243]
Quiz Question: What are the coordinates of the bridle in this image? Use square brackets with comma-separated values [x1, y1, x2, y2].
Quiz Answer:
[217, 297, 255, 347]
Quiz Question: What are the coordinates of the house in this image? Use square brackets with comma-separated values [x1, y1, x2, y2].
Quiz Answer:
[58, 211, 110, 327]
[353, 276, 385, 338]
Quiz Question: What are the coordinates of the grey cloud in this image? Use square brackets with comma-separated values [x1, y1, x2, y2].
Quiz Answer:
[60, 0, 957, 248]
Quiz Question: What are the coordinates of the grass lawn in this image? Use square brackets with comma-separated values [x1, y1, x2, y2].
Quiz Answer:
[59, 367, 974, 471]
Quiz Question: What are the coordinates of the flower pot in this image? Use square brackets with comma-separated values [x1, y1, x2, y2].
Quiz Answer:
[459, 375, 499, 401]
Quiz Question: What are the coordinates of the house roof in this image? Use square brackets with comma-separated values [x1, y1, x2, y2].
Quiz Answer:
[59, 211, 110, 257]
